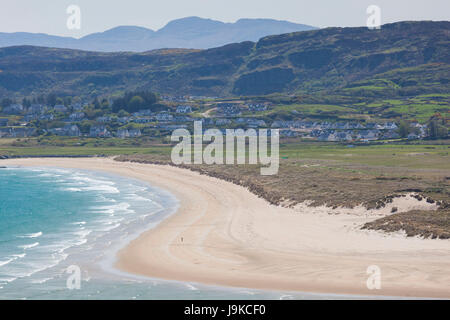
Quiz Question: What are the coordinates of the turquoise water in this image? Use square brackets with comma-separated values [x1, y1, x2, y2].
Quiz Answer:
[0, 166, 355, 300]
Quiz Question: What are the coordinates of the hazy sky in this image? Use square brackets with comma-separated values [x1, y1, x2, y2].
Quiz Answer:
[1, 0, 449, 37]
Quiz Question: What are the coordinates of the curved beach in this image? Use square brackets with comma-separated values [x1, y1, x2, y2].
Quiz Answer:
[2, 157, 450, 298]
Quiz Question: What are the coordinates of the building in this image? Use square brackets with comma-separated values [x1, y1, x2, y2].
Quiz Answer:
[28, 104, 46, 114]
[117, 128, 142, 138]
[247, 119, 266, 128]
[133, 109, 153, 117]
[217, 104, 241, 116]
[381, 130, 400, 139]
[407, 133, 419, 140]
[64, 124, 81, 137]
[117, 129, 130, 138]
[176, 105, 193, 113]
[49, 124, 81, 137]
[280, 129, 300, 137]
[117, 117, 132, 124]
[133, 117, 152, 124]
[23, 114, 38, 122]
[89, 125, 112, 138]
[156, 112, 174, 122]
[271, 120, 293, 128]
[2, 104, 24, 115]
[215, 118, 232, 126]
[71, 103, 83, 111]
[96, 116, 112, 123]
[357, 130, 379, 141]
[129, 129, 142, 138]
[0, 127, 11, 137]
[335, 131, 353, 141]
[248, 104, 268, 112]
[53, 105, 68, 113]
[69, 112, 86, 121]
[157, 124, 188, 130]
[39, 114, 54, 121]
[0, 127, 36, 138]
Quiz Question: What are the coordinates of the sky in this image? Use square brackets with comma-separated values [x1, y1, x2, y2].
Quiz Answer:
[1, 0, 449, 37]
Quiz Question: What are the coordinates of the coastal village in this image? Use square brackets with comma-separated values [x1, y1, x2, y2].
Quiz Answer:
[0, 98, 433, 142]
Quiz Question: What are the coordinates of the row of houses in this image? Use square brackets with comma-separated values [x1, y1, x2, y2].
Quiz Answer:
[1, 104, 25, 115]
[277, 128, 407, 141]
[131, 106, 193, 118]
[44, 124, 143, 139]
[271, 120, 399, 130]
[48, 124, 81, 137]
[176, 105, 193, 113]
[235, 118, 267, 128]
[248, 104, 269, 112]
[310, 129, 401, 141]
[0, 127, 36, 138]
[116, 128, 142, 138]
[1, 103, 88, 116]
[23, 113, 55, 122]
[216, 104, 242, 116]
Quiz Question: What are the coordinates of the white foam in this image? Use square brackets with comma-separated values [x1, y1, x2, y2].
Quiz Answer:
[73, 229, 92, 238]
[98, 223, 121, 232]
[0, 252, 27, 268]
[0, 276, 17, 283]
[125, 194, 154, 202]
[71, 175, 116, 185]
[30, 277, 53, 284]
[63, 187, 82, 192]
[92, 202, 133, 215]
[17, 232, 42, 239]
[82, 185, 120, 194]
[0, 258, 14, 267]
[19, 242, 39, 250]
[72, 221, 86, 225]
[37, 173, 61, 178]
[185, 283, 198, 291]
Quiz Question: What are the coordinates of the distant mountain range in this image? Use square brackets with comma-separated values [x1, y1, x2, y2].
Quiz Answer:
[0, 21, 448, 98]
[0, 16, 316, 52]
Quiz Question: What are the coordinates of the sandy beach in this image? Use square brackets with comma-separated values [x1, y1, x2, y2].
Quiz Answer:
[2, 157, 450, 298]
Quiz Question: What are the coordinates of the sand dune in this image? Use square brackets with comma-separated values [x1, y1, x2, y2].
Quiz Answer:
[3, 158, 450, 298]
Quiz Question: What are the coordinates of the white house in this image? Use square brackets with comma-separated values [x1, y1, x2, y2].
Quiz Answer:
[176, 105, 193, 113]
[54, 105, 68, 113]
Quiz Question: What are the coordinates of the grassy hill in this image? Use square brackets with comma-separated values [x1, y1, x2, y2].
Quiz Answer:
[0, 21, 448, 99]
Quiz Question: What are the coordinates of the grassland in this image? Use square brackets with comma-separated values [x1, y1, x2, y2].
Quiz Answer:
[231, 92, 449, 123]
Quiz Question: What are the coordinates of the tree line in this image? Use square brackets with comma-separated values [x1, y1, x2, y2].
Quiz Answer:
[111, 90, 159, 113]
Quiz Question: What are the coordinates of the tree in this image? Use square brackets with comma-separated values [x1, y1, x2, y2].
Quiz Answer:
[128, 96, 145, 112]
[111, 90, 158, 113]
[47, 93, 57, 107]
[397, 120, 411, 138]
[1, 98, 14, 108]
[118, 109, 129, 117]
[93, 98, 101, 109]
[428, 119, 448, 139]
[22, 98, 31, 108]
[101, 98, 110, 110]
[63, 96, 72, 106]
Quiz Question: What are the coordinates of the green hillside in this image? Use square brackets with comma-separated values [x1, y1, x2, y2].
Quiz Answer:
[0, 21, 448, 100]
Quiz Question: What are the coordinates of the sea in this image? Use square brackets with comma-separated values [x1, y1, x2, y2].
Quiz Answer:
[0, 166, 362, 299]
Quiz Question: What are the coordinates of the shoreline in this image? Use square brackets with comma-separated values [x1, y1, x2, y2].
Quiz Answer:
[2, 157, 450, 298]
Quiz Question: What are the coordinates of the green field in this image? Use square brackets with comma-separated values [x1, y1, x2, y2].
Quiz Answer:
[1, 138, 448, 171]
